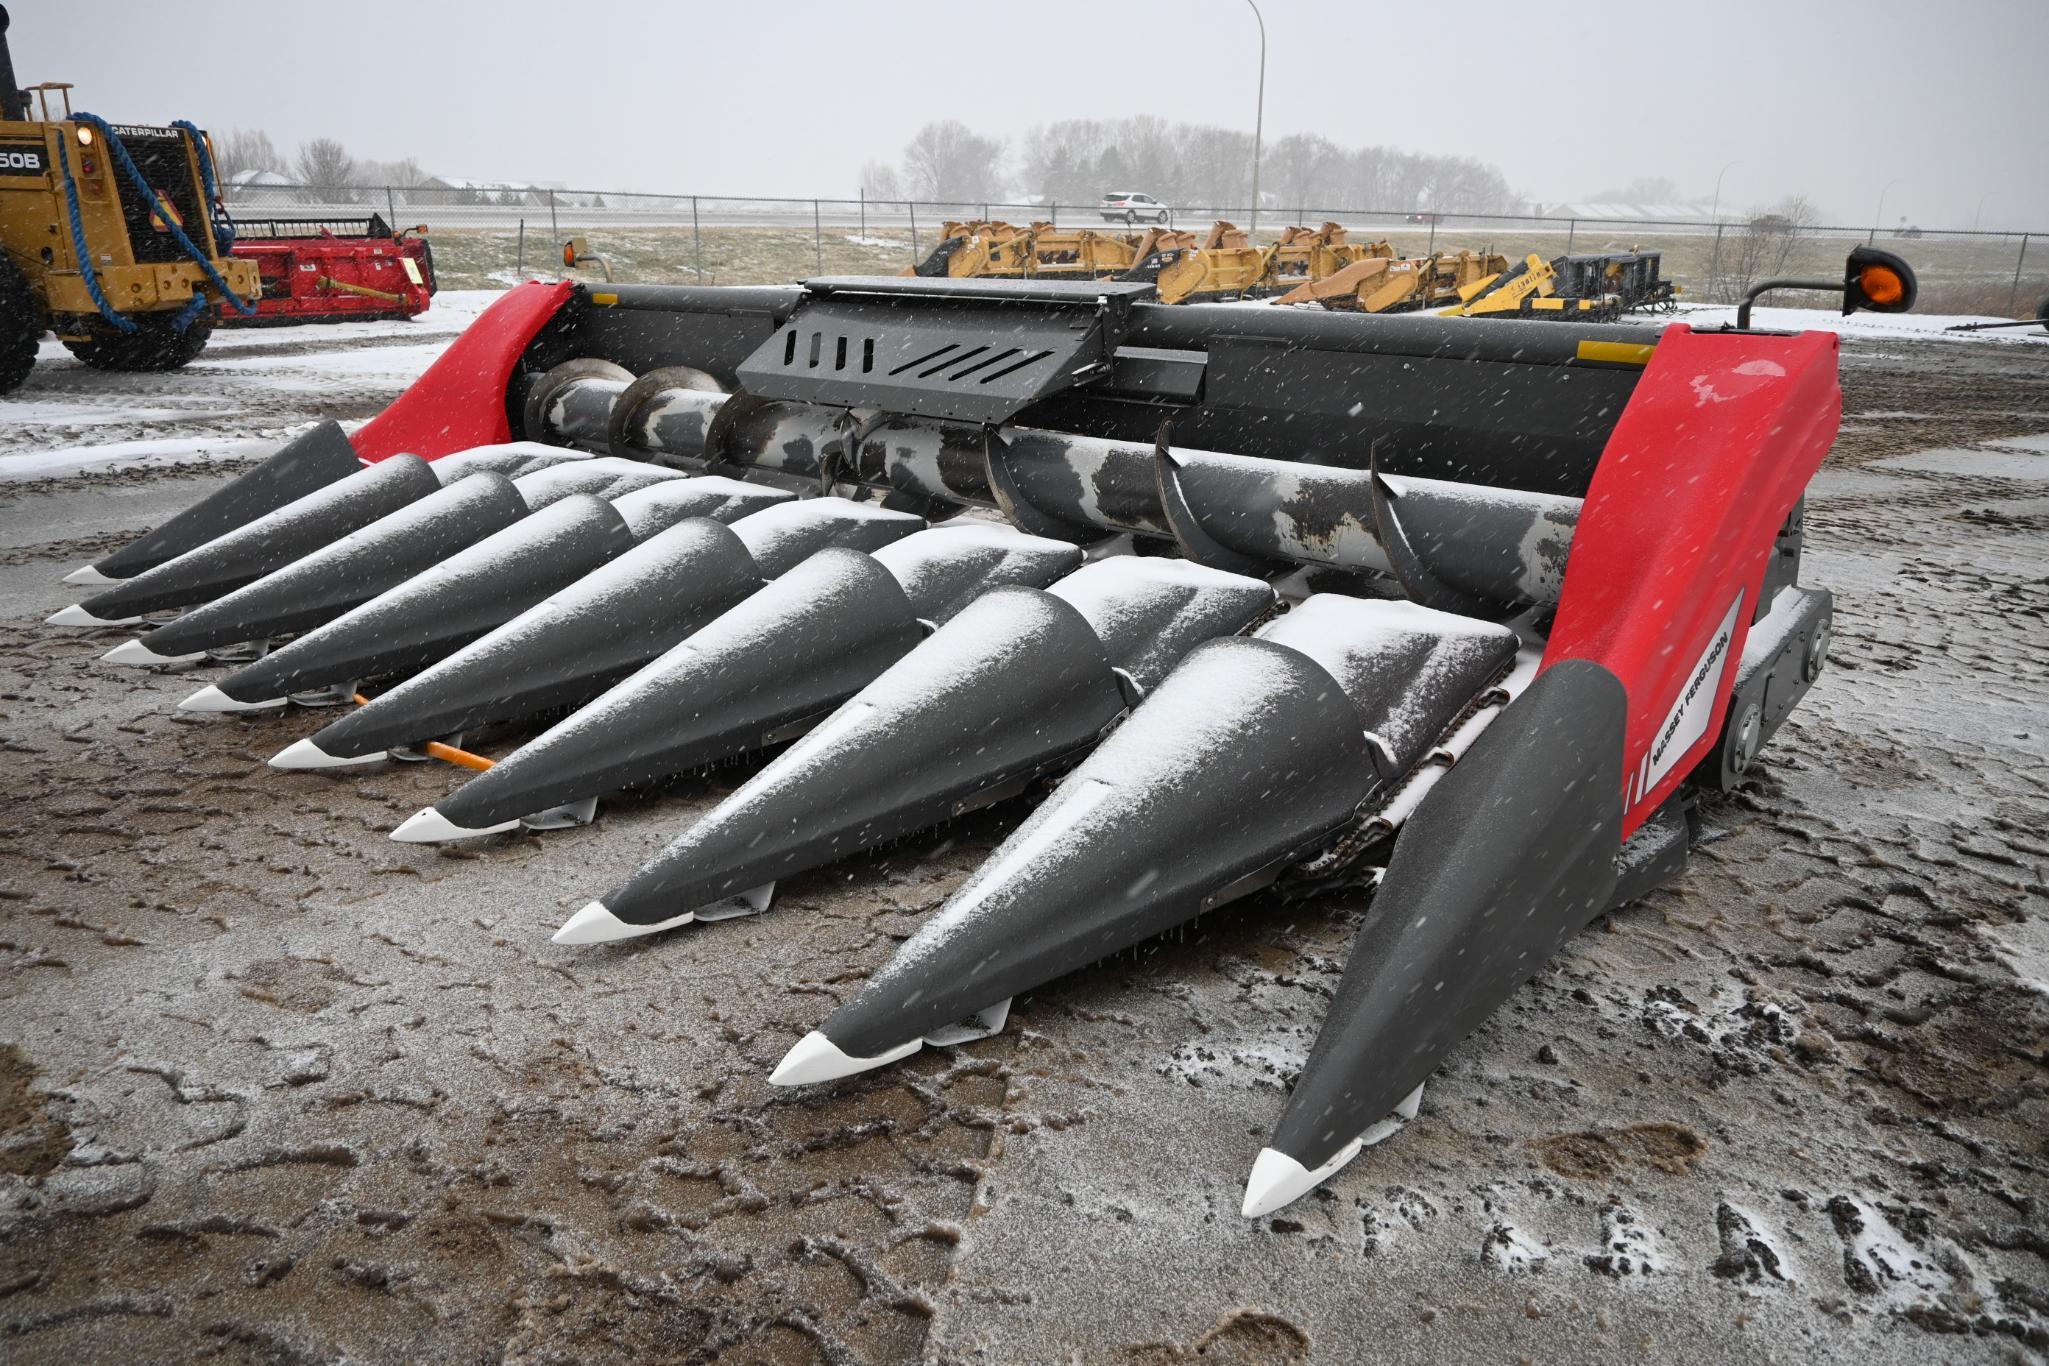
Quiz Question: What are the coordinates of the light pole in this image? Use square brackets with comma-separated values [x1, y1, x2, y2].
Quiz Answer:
[1709, 160, 1740, 224]
[1870, 178, 1900, 245]
[1246, 0, 1265, 239]
[1708, 161, 1739, 299]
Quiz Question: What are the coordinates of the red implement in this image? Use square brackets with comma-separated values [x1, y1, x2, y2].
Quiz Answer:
[225, 216, 437, 326]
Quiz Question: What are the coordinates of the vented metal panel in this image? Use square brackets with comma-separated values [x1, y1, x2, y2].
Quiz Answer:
[737, 277, 1152, 424]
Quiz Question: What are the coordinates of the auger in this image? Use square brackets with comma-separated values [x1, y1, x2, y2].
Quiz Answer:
[49, 252, 1917, 1215]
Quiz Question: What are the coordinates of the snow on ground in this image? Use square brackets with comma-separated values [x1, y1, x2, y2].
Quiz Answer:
[1, 291, 500, 479]
[1662, 301, 2049, 344]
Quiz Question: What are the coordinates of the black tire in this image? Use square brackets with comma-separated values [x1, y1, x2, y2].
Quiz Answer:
[1125, 210, 1138, 225]
[2037, 295, 2048, 332]
[62, 312, 213, 372]
[0, 255, 40, 396]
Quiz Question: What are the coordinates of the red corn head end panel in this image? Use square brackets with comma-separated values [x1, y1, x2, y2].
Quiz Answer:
[352, 282, 576, 462]
[1540, 324, 1841, 837]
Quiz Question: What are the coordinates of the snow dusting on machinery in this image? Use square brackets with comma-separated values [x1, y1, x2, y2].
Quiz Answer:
[43, 249, 1923, 1215]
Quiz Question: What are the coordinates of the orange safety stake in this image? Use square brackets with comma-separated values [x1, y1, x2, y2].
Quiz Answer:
[352, 694, 495, 771]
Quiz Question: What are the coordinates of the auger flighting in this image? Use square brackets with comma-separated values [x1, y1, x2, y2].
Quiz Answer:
[44, 257, 1912, 1214]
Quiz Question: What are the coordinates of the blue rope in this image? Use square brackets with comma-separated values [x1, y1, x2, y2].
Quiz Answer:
[71, 112, 258, 324]
[50, 124, 136, 333]
[171, 118, 236, 252]
[172, 290, 210, 332]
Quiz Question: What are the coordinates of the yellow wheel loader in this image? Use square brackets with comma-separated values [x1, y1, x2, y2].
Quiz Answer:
[0, 6, 260, 394]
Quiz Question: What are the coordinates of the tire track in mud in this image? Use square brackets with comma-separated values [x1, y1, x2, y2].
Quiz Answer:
[0, 598, 1015, 1358]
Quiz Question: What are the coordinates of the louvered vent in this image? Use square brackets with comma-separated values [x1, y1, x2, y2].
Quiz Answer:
[737, 277, 1152, 424]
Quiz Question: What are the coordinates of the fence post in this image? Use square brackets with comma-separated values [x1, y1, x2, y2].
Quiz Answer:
[814, 200, 823, 274]
[859, 188, 865, 239]
[1709, 223, 1725, 302]
[516, 219, 525, 278]
[1427, 218, 1436, 254]
[386, 185, 397, 225]
[910, 202, 919, 264]
[1566, 218, 1576, 252]
[691, 195, 703, 283]
[1050, 201, 1057, 228]
[2011, 233, 2031, 315]
[548, 188, 558, 241]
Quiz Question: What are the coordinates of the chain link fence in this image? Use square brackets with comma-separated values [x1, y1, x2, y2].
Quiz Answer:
[223, 182, 2047, 316]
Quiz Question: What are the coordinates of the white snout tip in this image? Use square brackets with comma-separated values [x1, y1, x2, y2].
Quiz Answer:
[552, 900, 655, 945]
[178, 684, 284, 714]
[102, 638, 203, 667]
[768, 1030, 919, 1087]
[48, 603, 140, 628]
[389, 807, 517, 844]
[270, 737, 385, 771]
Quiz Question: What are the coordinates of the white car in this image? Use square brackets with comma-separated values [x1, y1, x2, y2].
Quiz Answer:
[1099, 192, 1172, 225]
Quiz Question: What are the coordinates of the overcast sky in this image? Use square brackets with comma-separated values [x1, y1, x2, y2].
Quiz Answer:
[14, 0, 2048, 228]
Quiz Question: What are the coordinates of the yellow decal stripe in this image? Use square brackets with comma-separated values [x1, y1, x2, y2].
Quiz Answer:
[1576, 340, 1657, 367]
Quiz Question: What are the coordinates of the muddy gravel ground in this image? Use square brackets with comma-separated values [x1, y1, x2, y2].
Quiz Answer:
[0, 326, 2046, 1364]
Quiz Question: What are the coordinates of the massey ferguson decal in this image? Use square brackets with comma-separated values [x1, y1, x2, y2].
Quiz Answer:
[1632, 590, 1745, 805]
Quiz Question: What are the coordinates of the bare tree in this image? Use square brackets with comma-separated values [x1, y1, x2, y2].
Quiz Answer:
[1265, 133, 1343, 214]
[1421, 156, 1516, 215]
[1018, 119, 1114, 207]
[859, 159, 903, 203]
[873, 117, 1519, 222]
[357, 156, 433, 189]
[900, 121, 1005, 205]
[1115, 115, 1178, 202]
[1171, 124, 1253, 212]
[214, 128, 282, 182]
[294, 138, 359, 202]
[1718, 194, 1821, 302]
